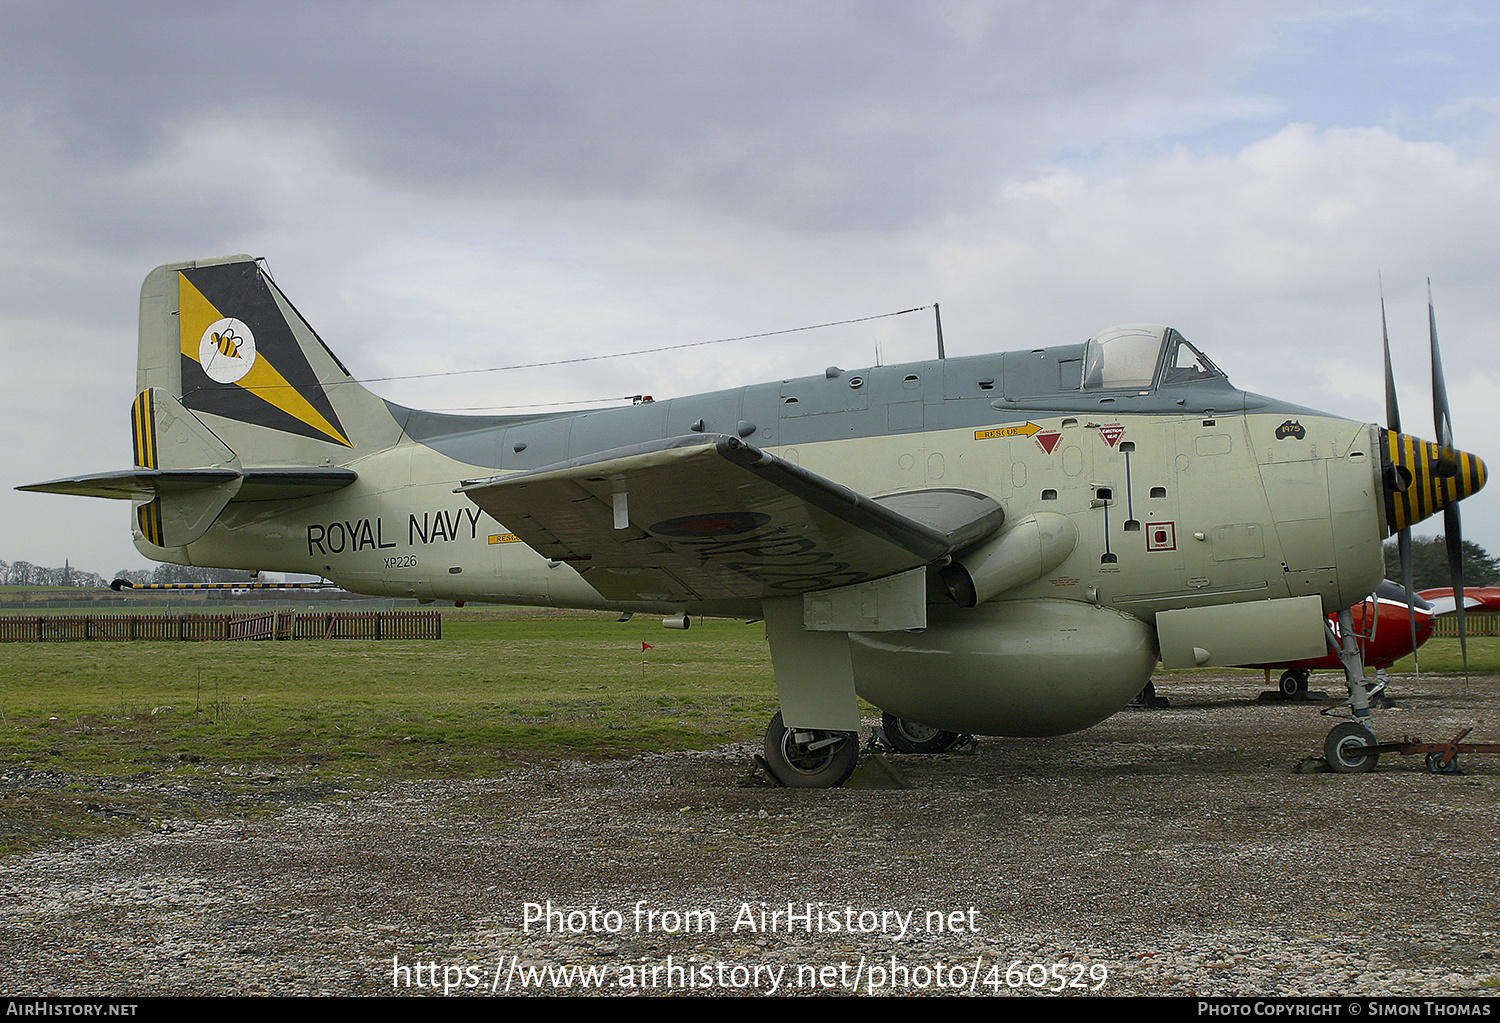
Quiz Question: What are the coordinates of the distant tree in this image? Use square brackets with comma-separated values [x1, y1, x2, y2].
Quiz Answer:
[0, 560, 108, 588]
[113, 569, 154, 586]
[149, 564, 255, 585]
[1383, 537, 1500, 590]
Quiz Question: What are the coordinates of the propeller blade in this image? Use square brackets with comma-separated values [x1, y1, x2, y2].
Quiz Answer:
[1399, 528, 1420, 677]
[1446, 504, 1469, 678]
[1430, 280, 1454, 450]
[1382, 277, 1402, 434]
[1383, 280, 1418, 671]
[1429, 282, 1468, 678]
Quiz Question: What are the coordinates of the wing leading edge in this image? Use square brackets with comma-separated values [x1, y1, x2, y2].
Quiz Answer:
[458, 434, 1004, 604]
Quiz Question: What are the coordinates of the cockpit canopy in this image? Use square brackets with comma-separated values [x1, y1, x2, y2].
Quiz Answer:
[1081, 324, 1224, 391]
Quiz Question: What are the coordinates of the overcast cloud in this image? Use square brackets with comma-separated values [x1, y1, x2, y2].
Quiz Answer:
[4, 0, 1499, 575]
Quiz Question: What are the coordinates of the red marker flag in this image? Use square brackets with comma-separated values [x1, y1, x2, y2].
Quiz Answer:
[642, 642, 654, 651]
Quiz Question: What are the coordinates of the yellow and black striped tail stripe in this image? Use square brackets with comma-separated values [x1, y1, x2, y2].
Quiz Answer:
[131, 390, 158, 470]
[1382, 429, 1488, 534]
[137, 499, 165, 547]
[121, 581, 336, 590]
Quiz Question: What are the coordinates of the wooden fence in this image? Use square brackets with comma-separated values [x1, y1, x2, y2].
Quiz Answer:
[1432, 613, 1500, 638]
[0, 610, 441, 642]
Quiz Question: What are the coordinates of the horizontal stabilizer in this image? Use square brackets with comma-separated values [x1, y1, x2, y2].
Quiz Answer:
[19, 469, 237, 500]
[458, 434, 1003, 602]
[18, 466, 357, 502]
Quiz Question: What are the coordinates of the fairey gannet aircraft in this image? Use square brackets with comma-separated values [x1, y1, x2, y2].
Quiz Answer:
[20, 256, 1488, 785]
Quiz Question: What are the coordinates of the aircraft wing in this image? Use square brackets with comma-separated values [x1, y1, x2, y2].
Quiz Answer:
[459, 434, 1004, 602]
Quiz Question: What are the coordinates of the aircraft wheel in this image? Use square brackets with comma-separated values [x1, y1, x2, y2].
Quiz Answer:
[1324, 722, 1379, 774]
[1279, 669, 1310, 699]
[762, 712, 859, 788]
[881, 712, 960, 754]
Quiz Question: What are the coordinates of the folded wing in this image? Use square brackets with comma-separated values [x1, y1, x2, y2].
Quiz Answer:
[459, 434, 1004, 603]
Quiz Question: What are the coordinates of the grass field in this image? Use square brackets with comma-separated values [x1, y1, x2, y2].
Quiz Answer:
[0, 610, 781, 853]
[0, 610, 782, 773]
[2, 608, 1496, 855]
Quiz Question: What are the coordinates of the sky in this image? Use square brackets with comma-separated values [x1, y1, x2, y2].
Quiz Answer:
[3, 0, 1500, 578]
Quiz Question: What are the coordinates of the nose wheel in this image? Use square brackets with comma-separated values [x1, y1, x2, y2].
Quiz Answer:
[1324, 721, 1379, 773]
[761, 711, 860, 788]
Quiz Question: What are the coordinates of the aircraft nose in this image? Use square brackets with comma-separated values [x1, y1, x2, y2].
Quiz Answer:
[1381, 429, 1488, 534]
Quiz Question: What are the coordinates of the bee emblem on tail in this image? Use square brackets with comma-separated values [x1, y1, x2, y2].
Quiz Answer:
[197, 316, 258, 384]
[210, 329, 243, 359]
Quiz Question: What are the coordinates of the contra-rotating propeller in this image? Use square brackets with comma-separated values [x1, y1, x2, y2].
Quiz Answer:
[1379, 279, 1488, 677]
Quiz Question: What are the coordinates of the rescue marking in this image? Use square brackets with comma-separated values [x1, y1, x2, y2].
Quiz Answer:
[975, 422, 1041, 441]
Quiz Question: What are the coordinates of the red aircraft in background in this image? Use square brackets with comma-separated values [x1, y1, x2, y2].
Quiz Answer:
[1251, 581, 1437, 699]
[1249, 582, 1500, 699]
[1418, 586, 1500, 617]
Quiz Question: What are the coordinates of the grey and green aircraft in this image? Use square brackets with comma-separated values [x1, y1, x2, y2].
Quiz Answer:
[19, 255, 1489, 785]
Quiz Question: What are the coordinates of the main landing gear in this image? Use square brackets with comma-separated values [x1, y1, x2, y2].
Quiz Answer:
[879, 712, 962, 754]
[761, 711, 860, 788]
[1278, 669, 1310, 699]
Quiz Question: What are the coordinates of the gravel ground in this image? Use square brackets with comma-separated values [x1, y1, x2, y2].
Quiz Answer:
[2, 670, 1499, 998]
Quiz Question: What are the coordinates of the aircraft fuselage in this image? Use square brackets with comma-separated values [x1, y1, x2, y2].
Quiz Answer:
[191, 347, 1386, 629]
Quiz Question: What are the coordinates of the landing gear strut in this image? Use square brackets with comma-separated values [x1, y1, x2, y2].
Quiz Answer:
[1324, 607, 1380, 773]
[761, 711, 860, 788]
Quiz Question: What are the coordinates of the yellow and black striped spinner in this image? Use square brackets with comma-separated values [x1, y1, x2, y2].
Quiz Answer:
[131, 390, 158, 470]
[1381, 429, 1488, 535]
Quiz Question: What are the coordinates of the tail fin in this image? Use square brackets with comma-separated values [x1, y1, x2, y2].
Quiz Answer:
[21, 257, 382, 556]
[139, 255, 401, 463]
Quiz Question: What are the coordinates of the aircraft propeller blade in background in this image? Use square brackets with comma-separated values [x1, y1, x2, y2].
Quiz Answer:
[1427, 282, 1470, 677]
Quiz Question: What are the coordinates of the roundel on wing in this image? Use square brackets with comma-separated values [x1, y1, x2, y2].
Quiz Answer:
[649, 512, 771, 538]
[199, 317, 257, 384]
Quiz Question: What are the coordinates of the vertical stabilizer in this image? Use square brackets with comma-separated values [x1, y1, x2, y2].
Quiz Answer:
[137, 256, 401, 465]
